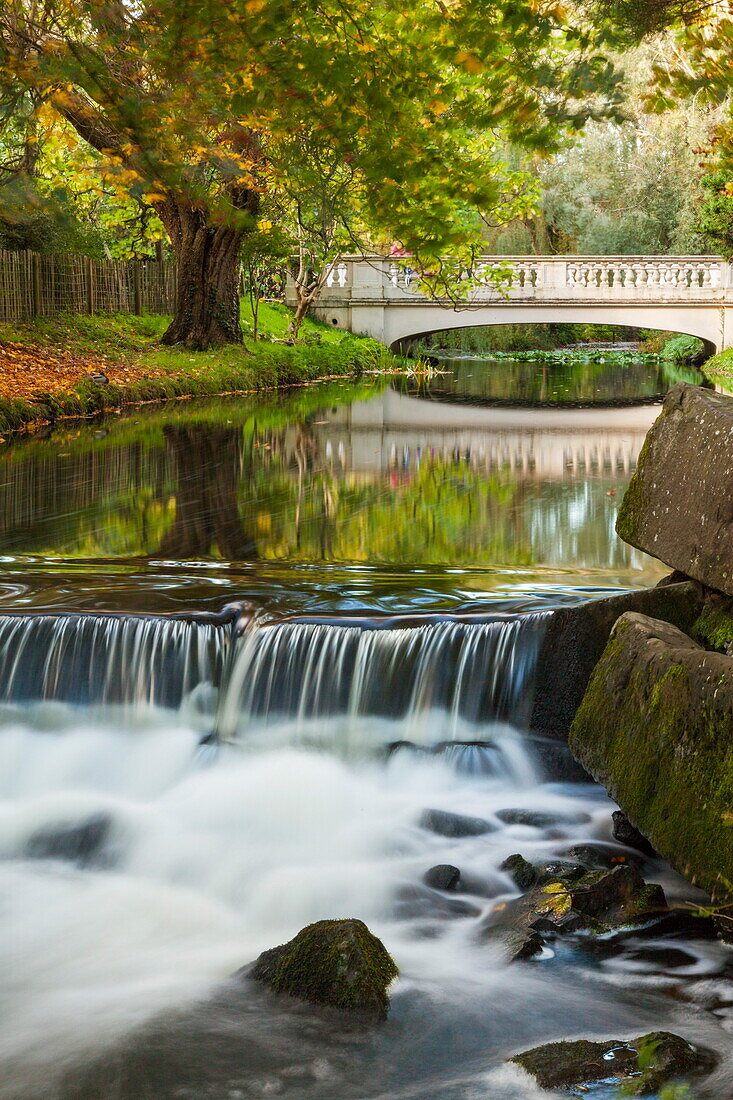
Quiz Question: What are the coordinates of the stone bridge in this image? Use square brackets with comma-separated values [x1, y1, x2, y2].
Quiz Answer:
[296, 255, 733, 351]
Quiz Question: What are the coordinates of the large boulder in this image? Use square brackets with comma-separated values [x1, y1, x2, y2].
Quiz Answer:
[530, 582, 702, 738]
[616, 383, 733, 594]
[569, 612, 733, 909]
[247, 918, 398, 1020]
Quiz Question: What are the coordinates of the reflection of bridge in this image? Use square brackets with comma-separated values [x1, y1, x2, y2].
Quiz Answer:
[299, 255, 733, 351]
[289, 389, 658, 478]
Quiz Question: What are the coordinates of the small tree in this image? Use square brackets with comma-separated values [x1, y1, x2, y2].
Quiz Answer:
[240, 226, 289, 341]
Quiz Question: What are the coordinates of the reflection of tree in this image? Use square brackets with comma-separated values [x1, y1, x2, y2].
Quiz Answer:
[156, 426, 258, 560]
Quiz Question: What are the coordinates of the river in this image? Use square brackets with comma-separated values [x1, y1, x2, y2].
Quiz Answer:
[0, 355, 730, 1099]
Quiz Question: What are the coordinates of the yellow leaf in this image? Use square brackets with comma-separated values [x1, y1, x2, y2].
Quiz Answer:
[454, 51, 484, 74]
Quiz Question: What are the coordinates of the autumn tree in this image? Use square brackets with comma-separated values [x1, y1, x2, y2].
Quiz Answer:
[1, 0, 619, 349]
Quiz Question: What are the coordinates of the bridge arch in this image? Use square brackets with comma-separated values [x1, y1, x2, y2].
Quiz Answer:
[384, 311, 719, 358]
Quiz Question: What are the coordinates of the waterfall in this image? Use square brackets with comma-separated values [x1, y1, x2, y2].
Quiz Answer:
[0, 614, 228, 708]
[217, 614, 548, 740]
[0, 610, 548, 743]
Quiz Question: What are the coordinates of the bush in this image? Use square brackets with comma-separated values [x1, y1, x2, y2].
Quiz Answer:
[660, 335, 705, 363]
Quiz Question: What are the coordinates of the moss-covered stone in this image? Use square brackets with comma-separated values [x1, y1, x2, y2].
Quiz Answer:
[510, 1031, 718, 1093]
[615, 383, 733, 595]
[247, 918, 398, 1020]
[569, 612, 733, 908]
[692, 599, 733, 653]
[480, 864, 667, 959]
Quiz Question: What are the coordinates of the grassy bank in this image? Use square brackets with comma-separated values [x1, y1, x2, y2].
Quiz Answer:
[0, 303, 397, 433]
[700, 348, 733, 392]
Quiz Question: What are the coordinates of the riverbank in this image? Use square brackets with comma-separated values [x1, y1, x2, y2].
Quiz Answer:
[0, 306, 398, 434]
[698, 346, 733, 392]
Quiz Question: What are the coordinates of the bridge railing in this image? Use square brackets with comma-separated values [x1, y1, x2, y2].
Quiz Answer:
[319, 255, 731, 301]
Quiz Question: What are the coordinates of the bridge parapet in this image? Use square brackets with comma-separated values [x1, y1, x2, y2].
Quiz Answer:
[319, 255, 730, 302]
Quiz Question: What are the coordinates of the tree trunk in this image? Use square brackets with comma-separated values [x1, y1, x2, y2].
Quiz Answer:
[287, 288, 314, 342]
[157, 426, 259, 560]
[156, 199, 250, 350]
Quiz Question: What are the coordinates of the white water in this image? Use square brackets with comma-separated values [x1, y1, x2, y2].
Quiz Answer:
[0, 616, 729, 1099]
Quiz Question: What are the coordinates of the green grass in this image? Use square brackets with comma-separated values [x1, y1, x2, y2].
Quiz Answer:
[0, 303, 399, 433]
[701, 348, 733, 392]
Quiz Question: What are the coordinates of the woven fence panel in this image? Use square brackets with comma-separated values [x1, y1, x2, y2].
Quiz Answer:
[0, 250, 35, 322]
[0, 250, 175, 322]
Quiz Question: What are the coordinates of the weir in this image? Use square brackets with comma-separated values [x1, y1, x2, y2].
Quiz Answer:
[0, 613, 229, 708]
[0, 609, 549, 739]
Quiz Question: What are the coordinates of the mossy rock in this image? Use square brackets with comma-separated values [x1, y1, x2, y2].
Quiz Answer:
[510, 1030, 718, 1093]
[247, 918, 398, 1020]
[530, 581, 703, 738]
[569, 612, 733, 912]
[692, 597, 733, 653]
[480, 864, 666, 959]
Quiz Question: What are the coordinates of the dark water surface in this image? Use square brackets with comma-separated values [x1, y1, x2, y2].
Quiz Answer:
[0, 363, 730, 1100]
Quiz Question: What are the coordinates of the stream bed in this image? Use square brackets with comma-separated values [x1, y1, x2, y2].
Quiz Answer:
[0, 360, 730, 1099]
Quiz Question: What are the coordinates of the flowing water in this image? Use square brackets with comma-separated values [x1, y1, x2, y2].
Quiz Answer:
[0, 360, 730, 1100]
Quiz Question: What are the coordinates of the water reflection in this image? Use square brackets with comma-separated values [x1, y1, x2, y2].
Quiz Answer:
[0, 386, 661, 583]
[420, 354, 705, 407]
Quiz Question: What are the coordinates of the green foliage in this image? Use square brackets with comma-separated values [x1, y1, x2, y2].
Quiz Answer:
[659, 334, 705, 362]
[695, 171, 733, 260]
[423, 323, 652, 353]
[0, 0, 621, 332]
[696, 347, 733, 393]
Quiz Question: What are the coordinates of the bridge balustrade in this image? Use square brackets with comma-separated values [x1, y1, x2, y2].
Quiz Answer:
[318, 255, 729, 300]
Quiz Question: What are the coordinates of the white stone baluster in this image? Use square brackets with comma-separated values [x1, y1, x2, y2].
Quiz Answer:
[647, 262, 661, 287]
[389, 263, 399, 287]
[326, 265, 336, 288]
[566, 263, 578, 286]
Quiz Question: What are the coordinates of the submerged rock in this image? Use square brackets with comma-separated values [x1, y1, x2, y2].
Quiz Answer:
[423, 864, 461, 892]
[511, 1030, 718, 1093]
[418, 808, 496, 838]
[496, 808, 590, 829]
[246, 918, 398, 1020]
[393, 882, 480, 920]
[25, 812, 112, 867]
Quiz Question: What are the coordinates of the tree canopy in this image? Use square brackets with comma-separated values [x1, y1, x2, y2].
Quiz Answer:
[0, 0, 619, 347]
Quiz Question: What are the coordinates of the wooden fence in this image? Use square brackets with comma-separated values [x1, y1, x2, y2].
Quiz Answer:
[0, 249, 176, 324]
